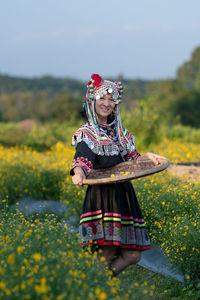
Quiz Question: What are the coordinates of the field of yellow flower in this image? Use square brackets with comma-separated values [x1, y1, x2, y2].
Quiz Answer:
[0, 209, 159, 299]
[0, 140, 199, 298]
[0, 142, 75, 203]
[146, 139, 200, 163]
[0, 139, 199, 203]
[133, 172, 200, 283]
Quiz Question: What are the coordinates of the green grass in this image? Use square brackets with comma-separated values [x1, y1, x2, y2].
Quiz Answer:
[119, 265, 200, 300]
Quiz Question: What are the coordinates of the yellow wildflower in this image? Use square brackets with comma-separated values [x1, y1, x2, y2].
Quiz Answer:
[7, 254, 15, 265]
[35, 278, 48, 294]
[32, 253, 42, 261]
[17, 246, 25, 253]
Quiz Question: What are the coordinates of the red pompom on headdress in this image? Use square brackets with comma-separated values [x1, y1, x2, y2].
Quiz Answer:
[87, 74, 104, 88]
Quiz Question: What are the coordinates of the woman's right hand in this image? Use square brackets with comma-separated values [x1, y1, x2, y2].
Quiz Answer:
[72, 173, 86, 186]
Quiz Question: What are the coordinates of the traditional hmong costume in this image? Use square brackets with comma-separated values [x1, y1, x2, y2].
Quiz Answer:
[70, 74, 151, 251]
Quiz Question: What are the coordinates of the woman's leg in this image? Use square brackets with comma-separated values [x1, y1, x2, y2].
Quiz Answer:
[98, 245, 117, 269]
[111, 249, 141, 275]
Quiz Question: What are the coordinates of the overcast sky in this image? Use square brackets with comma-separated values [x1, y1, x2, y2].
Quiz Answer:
[0, 0, 200, 80]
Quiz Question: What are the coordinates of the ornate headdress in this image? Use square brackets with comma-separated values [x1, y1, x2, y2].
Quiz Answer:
[87, 74, 123, 103]
[83, 74, 127, 147]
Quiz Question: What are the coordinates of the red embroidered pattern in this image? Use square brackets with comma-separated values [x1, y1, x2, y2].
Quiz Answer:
[126, 151, 140, 161]
[72, 156, 93, 176]
[80, 240, 151, 250]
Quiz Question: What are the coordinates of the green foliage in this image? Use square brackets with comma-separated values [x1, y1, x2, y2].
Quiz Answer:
[172, 90, 200, 127]
[145, 46, 200, 129]
[146, 80, 183, 125]
[52, 93, 80, 121]
[0, 91, 82, 123]
[0, 74, 85, 95]
[0, 121, 83, 150]
[62, 180, 86, 221]
[0, 162, 65, 204]
[1, 120, 200, 151]
[133, 173, 200, 285]
[24, 121, 83, 151]
[0, 209, 160, 299]
[164, 124, 200, 144]
[121, 97, 165, 148]
[0, 123, 29, 147]
[145, 78, 200, 128]
[123, 79, 150, 107]
[177, 46, 200, 91]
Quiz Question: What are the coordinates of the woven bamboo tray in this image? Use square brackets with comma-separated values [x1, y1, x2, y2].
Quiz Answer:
[83, 155, 170, 185]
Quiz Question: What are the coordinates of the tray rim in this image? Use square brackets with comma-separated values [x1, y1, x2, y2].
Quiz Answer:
[83, 157, 170, 185]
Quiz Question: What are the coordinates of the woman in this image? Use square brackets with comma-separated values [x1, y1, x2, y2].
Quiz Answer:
[70, 74, 159, 275]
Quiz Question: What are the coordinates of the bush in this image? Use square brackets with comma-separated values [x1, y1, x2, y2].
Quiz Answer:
[0, 121, 82, 151]
[164, 124, 200, 144]
[121, 97, 165, 149]
[0, 143, 74, 203]
[24, 121, 81, 151]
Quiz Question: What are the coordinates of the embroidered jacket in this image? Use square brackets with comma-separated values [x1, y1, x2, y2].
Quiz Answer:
[71, 122, 140, 176]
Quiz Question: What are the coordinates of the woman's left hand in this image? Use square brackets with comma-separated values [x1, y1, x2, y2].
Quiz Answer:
[137, 152, 164, 165]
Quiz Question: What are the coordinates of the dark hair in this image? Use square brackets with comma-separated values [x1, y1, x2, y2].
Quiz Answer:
[80, 107, 87, 119]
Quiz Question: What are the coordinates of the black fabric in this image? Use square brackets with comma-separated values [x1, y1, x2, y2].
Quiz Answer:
[70, 142, 96, 175]
[83, 182, 144, 219]
[70, 141, 124, 175]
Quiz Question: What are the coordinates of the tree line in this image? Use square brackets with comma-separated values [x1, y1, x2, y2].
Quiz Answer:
[145, 46, 200, 128]
[0, 75, 149, 123]
[0, 46, 200, 127]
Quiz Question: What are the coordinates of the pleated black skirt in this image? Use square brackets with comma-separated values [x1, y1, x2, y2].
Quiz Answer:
[79, 181, 151, 250]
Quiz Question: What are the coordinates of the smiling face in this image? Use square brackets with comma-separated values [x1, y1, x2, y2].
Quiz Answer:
[95, 93, 115, 124]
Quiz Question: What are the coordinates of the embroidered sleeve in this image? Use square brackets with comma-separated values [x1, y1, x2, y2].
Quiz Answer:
[70, 141, 96, 176]
[123, 128, 140, 161]
[125, 150, 140, 161]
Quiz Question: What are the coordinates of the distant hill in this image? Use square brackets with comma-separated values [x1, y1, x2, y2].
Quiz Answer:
[0, 74, 86, 97]
[0, 74, 150, 103]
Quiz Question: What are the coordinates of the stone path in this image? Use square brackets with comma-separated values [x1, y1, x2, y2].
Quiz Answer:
[168, 164, 200, 182]
[139, 244, 184, 282]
